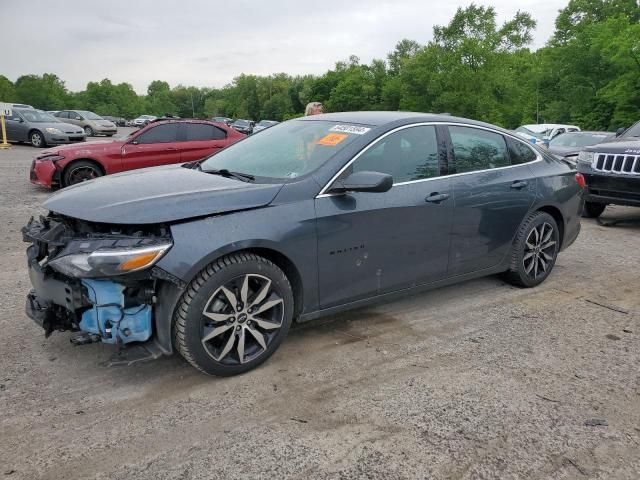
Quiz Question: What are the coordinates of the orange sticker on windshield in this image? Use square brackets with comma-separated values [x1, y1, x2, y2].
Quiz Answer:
[317, 133, 348, 146]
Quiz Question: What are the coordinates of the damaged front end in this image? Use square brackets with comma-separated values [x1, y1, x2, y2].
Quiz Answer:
[23, 214, 174, 348]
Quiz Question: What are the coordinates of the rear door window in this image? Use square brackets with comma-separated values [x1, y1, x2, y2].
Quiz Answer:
[449, 126, 509, 173]
[136, 124, 180, 144]
[57, 111, 69, 119]
[185, 123, 227, 141]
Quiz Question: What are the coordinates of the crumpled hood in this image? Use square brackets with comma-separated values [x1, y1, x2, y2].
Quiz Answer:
[44, 165, 284, 224]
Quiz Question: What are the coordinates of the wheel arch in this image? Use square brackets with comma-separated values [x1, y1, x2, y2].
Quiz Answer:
[60, 158, 106, 186]
[535, 204, 565, 248]
[155, 245, 305, 354]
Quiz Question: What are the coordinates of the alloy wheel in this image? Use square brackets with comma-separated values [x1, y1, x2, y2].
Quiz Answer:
[31, 132, 42, 147]
[68, 166, 99, 184]
[201, 274, 284, 365]
[523, 222, 556, 279]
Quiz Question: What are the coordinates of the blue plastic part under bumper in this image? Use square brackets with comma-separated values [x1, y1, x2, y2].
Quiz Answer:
[80, 279, 152, 344]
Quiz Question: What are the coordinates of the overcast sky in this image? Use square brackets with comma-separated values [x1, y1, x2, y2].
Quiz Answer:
[4, 0, 568, 94]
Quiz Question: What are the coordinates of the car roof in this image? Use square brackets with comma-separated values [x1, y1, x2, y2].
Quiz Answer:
[298, 111, 506, 130]
[565, 130, 612, 135]
[521, 124, 580, 132]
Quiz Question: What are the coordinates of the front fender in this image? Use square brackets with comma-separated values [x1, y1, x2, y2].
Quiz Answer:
[156, 200, 318, 314]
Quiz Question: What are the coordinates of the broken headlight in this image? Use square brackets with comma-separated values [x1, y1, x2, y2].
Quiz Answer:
[47, 242, 172, 278]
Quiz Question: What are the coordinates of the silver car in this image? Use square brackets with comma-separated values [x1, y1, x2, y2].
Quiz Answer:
[4, 109, 86, 147]
[54, 110, 117, 136]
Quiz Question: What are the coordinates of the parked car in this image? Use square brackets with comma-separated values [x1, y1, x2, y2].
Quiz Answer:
[133, 115, 157, 127]
[515, 124, 581, 148]
[577, 137, 640, 217]
[29, 119, 244, 188]
[211, 116, 233, 126]
[548, 131, 613, 165]
[231, 119, 254, 135]
[102, 115, 127, 127]
[4, 108, 86, 147]
[23, 112, 583, 376]
[54, 110, 117, 137]
[253, 120, 279, 133]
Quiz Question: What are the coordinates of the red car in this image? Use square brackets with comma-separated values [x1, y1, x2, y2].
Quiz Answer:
[30, 119, 245, 188]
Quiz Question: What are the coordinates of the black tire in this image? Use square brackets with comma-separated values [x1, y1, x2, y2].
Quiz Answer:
[174, 253, 294, 376]
[84, 126, 94, 136]
[503, 211, 560, 288]
[62, 160, 103, 186]
[582, 202, 606, 218]
[30, 130, 46, 148]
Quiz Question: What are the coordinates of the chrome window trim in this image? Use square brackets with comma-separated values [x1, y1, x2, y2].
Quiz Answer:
[316, 122, 543, 198]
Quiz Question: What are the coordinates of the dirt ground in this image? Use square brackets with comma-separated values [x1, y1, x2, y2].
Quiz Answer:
[0, 135, 639, 480]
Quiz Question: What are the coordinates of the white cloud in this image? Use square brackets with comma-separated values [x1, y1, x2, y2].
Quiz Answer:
[3, 0, 567, 93]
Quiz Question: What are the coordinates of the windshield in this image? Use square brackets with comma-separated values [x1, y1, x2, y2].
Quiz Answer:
[621, 121, 640, 138]
[18, 109, 58, 123]
[200, 120, 369, 180]
[78, 111, 103, 120]
[550, 132, 610, 147]
[257, 120, 275, 126]
[515, 126, 545, 139]
[234, 120, 249, 126]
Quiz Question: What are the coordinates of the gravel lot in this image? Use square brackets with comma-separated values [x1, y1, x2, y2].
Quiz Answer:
[1, 134, 639, 479]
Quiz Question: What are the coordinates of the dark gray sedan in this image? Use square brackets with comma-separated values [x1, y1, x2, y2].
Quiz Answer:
[23, 112, 584, 376]
[5, 109, 86, 147]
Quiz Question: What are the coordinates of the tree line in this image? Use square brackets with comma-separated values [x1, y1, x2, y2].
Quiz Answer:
[1, 0, 638, 130]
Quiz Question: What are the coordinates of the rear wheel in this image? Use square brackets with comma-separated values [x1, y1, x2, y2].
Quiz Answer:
[582, 202, 606, 218]
[63, 160, 103, 186]
[174, 253, 294, 376]
[30, 130, 46, 148]
[503, 211, 559, 288]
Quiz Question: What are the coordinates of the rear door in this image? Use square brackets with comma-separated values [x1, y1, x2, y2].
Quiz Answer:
[316, 124, 453, 308]
[180, 123, 230, 162]
[121, 123, 182, 171]
[445, 125, 538, 276]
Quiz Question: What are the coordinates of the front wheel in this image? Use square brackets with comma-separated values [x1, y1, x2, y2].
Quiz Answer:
[63, 160, 103, 186]
[582, 202, 606, 218]
[503, 211, 559, 288]
[174, 253, 294, 376]
[30, 130, 46, 148]
[84, 126, 94, 136]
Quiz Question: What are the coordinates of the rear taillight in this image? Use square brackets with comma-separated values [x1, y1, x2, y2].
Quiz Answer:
[575, 172, 586, 189]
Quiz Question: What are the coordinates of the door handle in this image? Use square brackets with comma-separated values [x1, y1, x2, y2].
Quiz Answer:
[510, 180, 528, 189]
[164, 147, 178, 151]
[425, 192, 450, 204]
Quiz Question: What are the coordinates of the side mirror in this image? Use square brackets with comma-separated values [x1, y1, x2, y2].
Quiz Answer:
[615, 127, 626, 137]
[330, 171, 393, 194]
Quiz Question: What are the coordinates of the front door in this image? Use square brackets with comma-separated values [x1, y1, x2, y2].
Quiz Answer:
[121, 123, 183, 172]
[316, 124, 453, 309]
[445, 125, 537, 276]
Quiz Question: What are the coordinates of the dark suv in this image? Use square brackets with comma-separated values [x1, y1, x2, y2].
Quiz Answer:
[577, 121, 640, 217]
